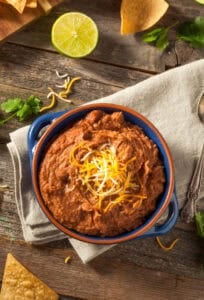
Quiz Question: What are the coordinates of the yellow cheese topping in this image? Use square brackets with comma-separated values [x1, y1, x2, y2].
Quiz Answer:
[69, 142, 147, 212]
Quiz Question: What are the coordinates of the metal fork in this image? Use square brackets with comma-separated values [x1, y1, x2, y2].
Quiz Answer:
[180, 143, 204, 223]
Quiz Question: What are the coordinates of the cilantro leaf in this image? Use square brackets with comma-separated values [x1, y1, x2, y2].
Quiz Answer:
[142, 28, 164, 42]
[1, 98, 23, 113]
[177, 17, 204, 48]
[16, 103, 33, 121]
[141, 18, 204, 51]
[26, 95, 41, 114]
[0, 95, 42, 125]
[195, 211, 204, 238]
[155, 28, 169, 50]
[0, 112, 17, 125]
[142, 26, 170, 51]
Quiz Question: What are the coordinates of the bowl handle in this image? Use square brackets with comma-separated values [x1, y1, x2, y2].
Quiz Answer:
[27, 111, 66, 162]
[140, 192, 178, 238]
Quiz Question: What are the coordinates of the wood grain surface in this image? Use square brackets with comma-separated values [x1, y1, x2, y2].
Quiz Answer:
[0, 236, 204, 300]
[0, 0, 204, 299]
[7, 0, 204, 73]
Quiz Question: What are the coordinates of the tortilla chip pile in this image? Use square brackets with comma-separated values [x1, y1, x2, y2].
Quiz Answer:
[0, 0, 51, 14]
[120, 0, 169, 34]
[0, 253, 59, 299]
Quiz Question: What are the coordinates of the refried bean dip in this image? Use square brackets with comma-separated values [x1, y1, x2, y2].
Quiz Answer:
[39, 110, 166, 237]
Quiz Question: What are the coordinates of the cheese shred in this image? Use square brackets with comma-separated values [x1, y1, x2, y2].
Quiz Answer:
[69, 142, 147, 212]
[40, 73, 81, 113]
[156, 236, 179, 251]
[64, 256, 71, 264]
[40, 87, 56, 113]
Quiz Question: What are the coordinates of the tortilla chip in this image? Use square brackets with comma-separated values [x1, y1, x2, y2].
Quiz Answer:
[0, 253, 59, 300]
[38, 0, 52, 13]
[26, 0, 37, 8]
[2, 0, 27, 13]
[120, 0, 169, 34]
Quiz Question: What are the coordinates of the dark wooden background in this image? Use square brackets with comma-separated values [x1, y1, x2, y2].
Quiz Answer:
[0, 0, 204, 299]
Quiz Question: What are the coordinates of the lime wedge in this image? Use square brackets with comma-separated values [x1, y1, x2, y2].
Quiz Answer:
[194, 0, 204, 4]
[51, 12, 99, 58]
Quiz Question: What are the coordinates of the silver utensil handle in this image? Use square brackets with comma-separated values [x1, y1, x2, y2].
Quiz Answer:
[181, 143, 204, 223]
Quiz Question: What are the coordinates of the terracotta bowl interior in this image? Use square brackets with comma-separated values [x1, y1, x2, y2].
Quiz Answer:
[32, 103, 174, 244]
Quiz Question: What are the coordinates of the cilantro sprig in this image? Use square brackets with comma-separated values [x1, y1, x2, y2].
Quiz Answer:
[177, 17, 204, 48]
[0, 95, 41, 125]
[142, 17, 204, 51]
[142, 22, 178, 51]
[195, 211, 204, 238]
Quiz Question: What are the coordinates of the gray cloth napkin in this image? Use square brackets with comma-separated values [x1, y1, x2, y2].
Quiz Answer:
[7, 60, 204, 263]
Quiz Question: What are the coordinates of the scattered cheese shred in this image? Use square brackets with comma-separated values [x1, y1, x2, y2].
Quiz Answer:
[48, 76, 80, 104]
[0, 185, 8, 189]
[64, 256, 71, 264]
[40, 87, 56, 113]
[156, 236, 179, 251]
[59, 77, 81, 100]
[40, 72, 81, 114]
[69, 142, 147, 212]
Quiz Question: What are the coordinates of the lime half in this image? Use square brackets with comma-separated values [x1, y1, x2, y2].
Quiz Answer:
[194, 0, 204, 4]
[51, 12, 99, 58]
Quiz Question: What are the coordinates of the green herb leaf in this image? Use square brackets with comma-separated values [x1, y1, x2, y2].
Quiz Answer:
[142, 27, 170, 51]
[26, 95, 41, 115]
[177, 17, 204, 48]
[0, 95, 42, 125]
[195, 211, 204, 238]
[16, 103, 33, 121]
[1, 98, 23, 113]
[142, 28, 164, 42]
[0, 112, 17, 125]
[155, 28, 169, 50]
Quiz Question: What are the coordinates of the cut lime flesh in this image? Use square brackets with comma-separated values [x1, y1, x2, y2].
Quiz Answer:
[194, 0, 204, 4]
[51, 12, 99, 58]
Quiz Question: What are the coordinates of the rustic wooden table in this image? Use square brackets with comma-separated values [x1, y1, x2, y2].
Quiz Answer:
[0, 0, 204, 299]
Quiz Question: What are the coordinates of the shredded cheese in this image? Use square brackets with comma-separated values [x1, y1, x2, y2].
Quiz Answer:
[156, 236, 179, 251]
[40, 87, 56, 113]
[0, 185, 8, 189]
[47, 76, 80, 104]
[59, 77, 81, 99]
[69, 142, 147, 212]
[64, 256, 71, 264]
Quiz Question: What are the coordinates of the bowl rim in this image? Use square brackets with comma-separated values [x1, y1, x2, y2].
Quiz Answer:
[32, 103, 175, 244]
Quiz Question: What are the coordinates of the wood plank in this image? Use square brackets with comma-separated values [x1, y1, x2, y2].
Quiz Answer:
[0, 42, 150, 141]
[0, 237, 203, 299]
[0, 43, 150, 90]
[0, 0, 64, 43]
[7, 0, 204, 73]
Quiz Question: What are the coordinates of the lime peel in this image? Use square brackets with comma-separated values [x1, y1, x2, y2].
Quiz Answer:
[51, 12, 99, 58]
[194, 0, 204, 4]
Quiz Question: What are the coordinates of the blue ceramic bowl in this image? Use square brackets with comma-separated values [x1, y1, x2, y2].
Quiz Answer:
[28, 103, 178, 244]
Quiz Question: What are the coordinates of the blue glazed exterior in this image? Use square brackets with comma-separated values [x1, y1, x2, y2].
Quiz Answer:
[28, 103, 178, 244]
